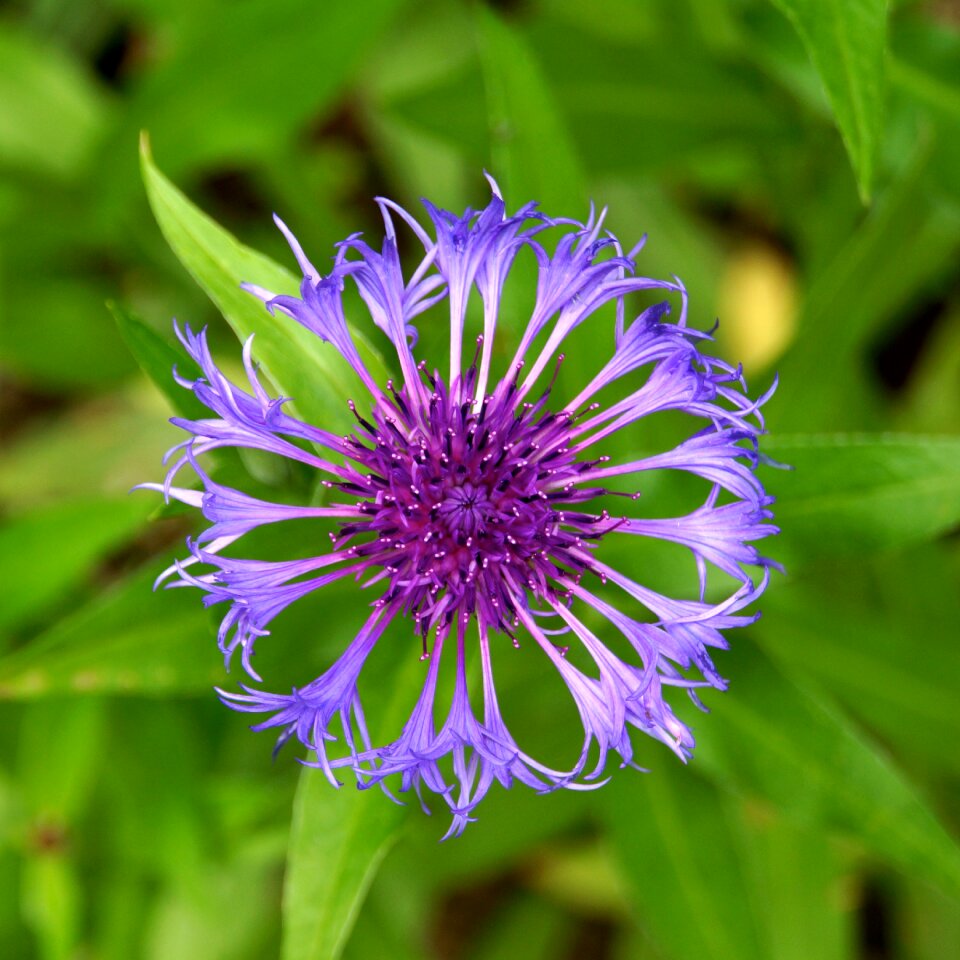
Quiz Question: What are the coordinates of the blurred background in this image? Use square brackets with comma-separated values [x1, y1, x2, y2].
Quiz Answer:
[1, 0, 960, 958]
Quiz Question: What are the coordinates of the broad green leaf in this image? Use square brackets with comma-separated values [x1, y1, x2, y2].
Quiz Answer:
[111, 0, 406, 178]
[143, 862, 281, 960]
[889, 25, 960, 199]
[93, 872, 151, 960]
[768, 0, 888, 200]
[760, 551, 960, 774]
[529, 19, 793, 179]
[0, 564, 221, 699]
[0, 852, 30, 958]
[0, 497, 150, 634]
[474, 6, 586, 214]
[692, 639, 960, 899]
[281, 651, 426, 960]
[0, 27, 107, 181]
[102, 701, 210, 882]
[898, 304, 960, 434]
[337, 840, 431, 960]
[0, 277, 137, 390]
[110, 302, 208, 420]
[140, 141, 387, 432]
[0, 386, 179, 513]
[763, 433, 960, 561]
[603, 766, 766, 960]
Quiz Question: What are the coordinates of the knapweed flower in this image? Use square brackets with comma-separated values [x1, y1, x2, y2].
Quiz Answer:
[144, 177, 778, 837]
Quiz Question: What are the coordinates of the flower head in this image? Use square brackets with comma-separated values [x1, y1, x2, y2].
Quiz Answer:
[144, 178, 778, 837]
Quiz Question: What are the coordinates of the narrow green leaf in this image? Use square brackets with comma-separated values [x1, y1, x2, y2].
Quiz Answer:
[693, 640, 960, 899]
[19, 698, 107, 822]
[282, 771, 406, 960]
[281, 652, 425, 960]
[110, 302, 207, 420]
[0, 564, 221, 699]
[0, 497, 150, 634]
[732, 804, 854, 960]
[21, 855, 80, 960]
[768, 0, 888, 200]
[140, 139, 386, 432]
[772, 144, 960, 431]
[604, 766, 766, 960]
[474, 7, 590, 381]
[763, 433, 960, 561]
[474, 6, 586, 214]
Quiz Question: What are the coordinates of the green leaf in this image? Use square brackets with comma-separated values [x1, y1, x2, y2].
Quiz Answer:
[0, 386, 179, 513]
[0, 26, 107, 181]
[0, 497, 150, 634]
[110, 302, 208, 420]
[463, 893, 566, 960]
[112, 0, 406, 178]
[528, 20, 793, 180]
[140, 140, 387, 433]
[282, 774, 406, 960]
[732, 804, 854, 960]
[693, 640, 960, 899]
[0, 278, 137, 390]
[281, 650, 425, 960]
[763, 433, 960, 561]
[0, 564, 221, 700]
[758, 543, 960, 776]
[603, 766, 766, 960]
[473, 7, 590, 382]
[768, 0, 889, 200]
[21, 855, 80, 960]
[898, 875, 960, 960]
[474, 6, 586, 214]
[771, 143, 960, 431]
[19, 698, 106, 822]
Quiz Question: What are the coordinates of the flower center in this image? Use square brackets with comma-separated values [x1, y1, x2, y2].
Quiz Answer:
[437, 482, 492, 536]
[332, 373, 612, 642]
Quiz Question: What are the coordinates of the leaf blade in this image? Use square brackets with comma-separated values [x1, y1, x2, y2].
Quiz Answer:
[110, 302, 208, 420]
[0, 563, 221, 699]
[603, 766, 765, 960]
[281, 652, 424, 960]
[140, 139, 386, 432]
[693, 641, 960, 899]
[763, 432, 960, 561]
[0, 497, 150, 635]
[769, 0, 889, 200]
[474, 6, 586, 214]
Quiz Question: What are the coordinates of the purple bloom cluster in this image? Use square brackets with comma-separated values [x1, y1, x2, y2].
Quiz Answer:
[144, 178, 778, 836]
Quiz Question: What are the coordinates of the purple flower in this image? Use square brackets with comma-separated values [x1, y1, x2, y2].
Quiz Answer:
[144, 178, 778, 837]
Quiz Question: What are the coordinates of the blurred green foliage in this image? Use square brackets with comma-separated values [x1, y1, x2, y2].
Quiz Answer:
[1, 1, 959, 958]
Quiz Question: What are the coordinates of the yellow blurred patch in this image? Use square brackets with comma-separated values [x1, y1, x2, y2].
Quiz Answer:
[717, 243, 798, 372]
